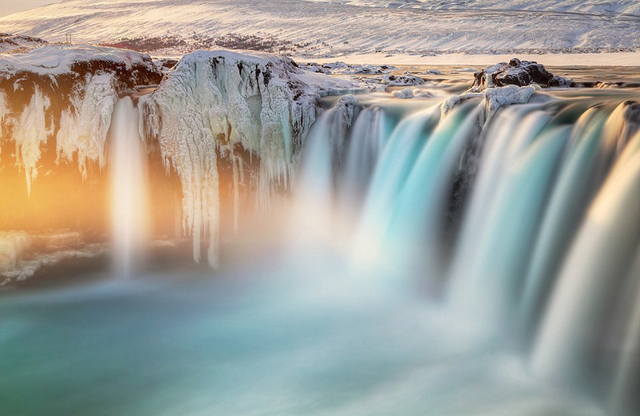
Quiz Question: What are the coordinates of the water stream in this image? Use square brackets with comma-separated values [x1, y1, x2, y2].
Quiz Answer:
[108, 97, 149, 278]
[2, 89, 640, 416]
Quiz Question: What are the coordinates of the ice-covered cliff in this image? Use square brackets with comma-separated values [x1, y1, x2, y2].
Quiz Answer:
[140, 50, 356, 267]
[0, 45, 162, 192]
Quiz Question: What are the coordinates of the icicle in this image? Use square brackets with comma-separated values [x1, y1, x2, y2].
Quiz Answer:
[56, 73, 118, 177]
[138, 51, 328, 268]
[12, 88, 51, 195]
[0, 91, 9, 159]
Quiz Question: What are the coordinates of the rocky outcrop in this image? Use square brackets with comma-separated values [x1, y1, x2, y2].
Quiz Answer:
[470, 58, 571, 92]
[0, 45, 163, 191]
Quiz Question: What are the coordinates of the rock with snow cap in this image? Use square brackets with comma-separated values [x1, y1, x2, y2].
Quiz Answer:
[0, 44, 163, 191]
[469, 58, 571, 92]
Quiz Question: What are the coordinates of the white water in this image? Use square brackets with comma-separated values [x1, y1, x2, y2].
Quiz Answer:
[293, 93, 640, 415]
[108, 97, 149, 278]
[3, 90, 640, 416]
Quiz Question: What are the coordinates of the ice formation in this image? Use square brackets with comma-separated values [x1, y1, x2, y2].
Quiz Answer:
[441, 85, 535, 124]
[0, 231, 32, 273]
[392, 88, 415, 99]
[300, 62, 397, 75]
[55, 73, 119, 178]
[11, 88, 51, 194]
[0, 45, 162, 191]
[481, 85, 536, 122]
[0, 230, 102, 286]
[393, 88, 434, 99]
[140, 50, 356, 267]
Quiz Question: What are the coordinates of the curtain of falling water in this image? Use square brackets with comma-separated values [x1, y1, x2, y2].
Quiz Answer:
[109, 97, 150, 278]
[296, 94, 640, 415]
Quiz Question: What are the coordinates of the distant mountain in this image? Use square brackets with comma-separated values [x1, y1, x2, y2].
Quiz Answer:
[308, 0, 640, 15]
[1, 0, 639, 57]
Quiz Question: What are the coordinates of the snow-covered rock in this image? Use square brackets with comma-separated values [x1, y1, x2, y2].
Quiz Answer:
[383, 74, 425, 86]
[441, 85, 535, 124]
[0, 45, 162, 192]
[470, 58, 571, 92]
[0, 44, 159, 76]
[393, 88, 414, 99]
[393, 88, 434, 99]
[300, 62, 396, 76]
[481, 85, 536, 122]
[415, 91, 435, 99]
[0, 33, 47, 53]
[139, 50, 357, 267]
[300, 62, 333, 74]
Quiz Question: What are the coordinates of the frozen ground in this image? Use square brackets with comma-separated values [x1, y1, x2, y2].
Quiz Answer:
[0, 0, 638, 64]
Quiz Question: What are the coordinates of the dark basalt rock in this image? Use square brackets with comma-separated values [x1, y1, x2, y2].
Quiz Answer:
[470, 58, 571, 92]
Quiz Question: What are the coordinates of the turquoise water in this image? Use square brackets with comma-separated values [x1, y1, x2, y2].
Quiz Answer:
[0, 242, 602, 416]
[3, 87, 640, 416]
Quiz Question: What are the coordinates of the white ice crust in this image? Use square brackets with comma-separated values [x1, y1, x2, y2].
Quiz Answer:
[140, 50, 357, 267]
[56, 73, 119, 178]
[441, 85, 536, 123]
[0, 44, 152, 75]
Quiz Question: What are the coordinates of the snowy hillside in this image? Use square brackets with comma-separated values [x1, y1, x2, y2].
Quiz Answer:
[0, 33, 47, 53]
[308, 0, 640, 15]
[0, 0, 638, 58]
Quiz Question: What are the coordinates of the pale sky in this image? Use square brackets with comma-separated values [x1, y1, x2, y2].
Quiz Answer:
[0, 0, 61, 17]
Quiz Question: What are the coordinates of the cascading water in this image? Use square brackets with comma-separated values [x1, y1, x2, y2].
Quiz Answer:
[108, 97, 150, 278]
[4, 84, 640, 416]
[294, 92, 640, 416]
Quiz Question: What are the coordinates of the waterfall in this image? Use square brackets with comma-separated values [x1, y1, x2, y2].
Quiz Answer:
[532, 127, 640, 379]
[294, 93, 640, 415]
[108, 97, 149, 278]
